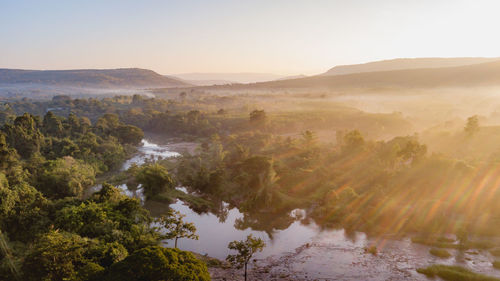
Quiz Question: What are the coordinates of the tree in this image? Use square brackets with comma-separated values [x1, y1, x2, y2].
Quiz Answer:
[42, 111, 64, 138]
[104, 246, 210, 281]
[135, 164, 175, 199]
[226, 234, 265, 281]
[115, 125, 144, 145]
[301, 130, 317, 147]
[464, 115, 479, 136]
[0, 230, 20, 281]
[342, 130, 365, 153]
[2, 113, 44, 158]
[21, 231, 90, 281]
[249, 110, 266, 126]
[95, 113, 120, 136]
[37, 156, 95, 199]
[0, 132, 19, 171]
[157, 210, 198, 248]
[397, 139, 427, 163]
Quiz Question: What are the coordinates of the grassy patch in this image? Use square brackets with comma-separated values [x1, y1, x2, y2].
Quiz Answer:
[152, 189, 215, 213]
[364, 246, 378, 256]
[437, 236, 456, 243]
[491, 249, 500, 257]
[417, 264, 500, 281]
[412, 237, 495, 250]
[468, 241, 495, 250]
[430, 248, 452, 258]
[493, 261, 500, 270]
[411, 237, 458, 248]
[193, 253, 227, 268]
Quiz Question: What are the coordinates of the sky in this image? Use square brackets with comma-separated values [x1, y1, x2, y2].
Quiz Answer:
[1, 0, 500, 75]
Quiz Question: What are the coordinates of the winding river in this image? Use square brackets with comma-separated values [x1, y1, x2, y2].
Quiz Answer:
[95, 139, 500, 280]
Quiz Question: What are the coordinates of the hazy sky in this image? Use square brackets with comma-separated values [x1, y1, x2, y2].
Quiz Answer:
[1, 0, 499, 75]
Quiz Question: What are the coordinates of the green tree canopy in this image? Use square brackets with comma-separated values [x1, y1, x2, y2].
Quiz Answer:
[104, 246, 210, 281]
[135, 164, 175, 199]
[157, 210, 198, 248]
[226, 234, 265, 281]
[37, 156, 95, 199]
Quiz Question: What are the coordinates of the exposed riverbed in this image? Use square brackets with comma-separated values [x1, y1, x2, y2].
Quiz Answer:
[91, 138, 500, 280]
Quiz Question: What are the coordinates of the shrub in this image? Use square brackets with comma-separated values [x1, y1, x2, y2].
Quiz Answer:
[493, 261, 500, 269]
[417, 264, 500, 281]
[437, 236, 455, 243]
[104, 246, 210, 281]
[491, 249, 500, 257]
[364, 246, 377, 255]
[429, 248, 452, 258]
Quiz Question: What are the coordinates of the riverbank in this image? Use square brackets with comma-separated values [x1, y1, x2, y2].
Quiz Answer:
[98, 138, 500, 280]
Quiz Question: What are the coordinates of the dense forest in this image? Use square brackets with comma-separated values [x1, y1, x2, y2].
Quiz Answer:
[0, 109, 209, 280]
[2, 93, 500, 280]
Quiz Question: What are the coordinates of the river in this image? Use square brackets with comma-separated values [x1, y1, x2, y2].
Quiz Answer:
[93, 138, 500, 280]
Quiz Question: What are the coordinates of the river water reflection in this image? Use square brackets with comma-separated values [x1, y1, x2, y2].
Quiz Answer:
[95, 139, 500, 280]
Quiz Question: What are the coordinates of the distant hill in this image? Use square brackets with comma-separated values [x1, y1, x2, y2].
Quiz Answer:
[198, 60, 500, 91]
[165, 76, 235, 86]
[322, 57, 500, 76]
[171, 72, 284, 84]
[0, 68, 191, 88]
[275, 74, 307, 81]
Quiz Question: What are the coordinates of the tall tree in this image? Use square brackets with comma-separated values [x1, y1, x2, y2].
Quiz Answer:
[42, 111, 64, 138]
[464, 115, 479, 136]
[2, 113, 44, 158]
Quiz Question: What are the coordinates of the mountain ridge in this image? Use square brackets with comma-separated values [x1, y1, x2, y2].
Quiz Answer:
[0, 68, 191, 88]
[195, 60, 500, 91]
[322, 57, 500, 76]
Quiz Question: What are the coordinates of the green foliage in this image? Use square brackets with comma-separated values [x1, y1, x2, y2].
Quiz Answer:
[87, 241, 129, 267]
[115, 124, 144, 145]
[341, 130, 365, 152]
[227, 234, 265, 281]
[0, 132, 20, 171]
[0, 182, 50, 242]
[54, 201, 117, 238]
[42, 111, 64, 138]
[76, 262, 105, 281]
[0, 109, 211, 281]
[2, 113, 44, 158]
[157, 210, 198, 248]
[21, 231, 91, 281]
[104, 246, 210, 281]
[429, 248, 452, 258]
[491, 249, 500, 257]
[465, 115, 480, 136]
[37, 156, 95, 198]
[0, 231, 21, 281]
[417, 264, 500, 281]
[364, 245, 377, 255]
[249, 110, 267, 126]
[135, 163, 175, 199]
[493, 261, 500, 269]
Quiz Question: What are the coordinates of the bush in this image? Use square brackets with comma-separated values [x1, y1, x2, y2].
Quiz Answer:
[493, 261, 500, 269]
[411, 237, 457, 248]
[437, 236, 455, 243]
[412, 237, 494, 250]
[135, 164, 175, 199]
[491, 249, 500, 257]
[417, 264, 500, 281]
[364, 246, 377, 255]
[429, 248, 452, 258]
[104, 246, 210, 281]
